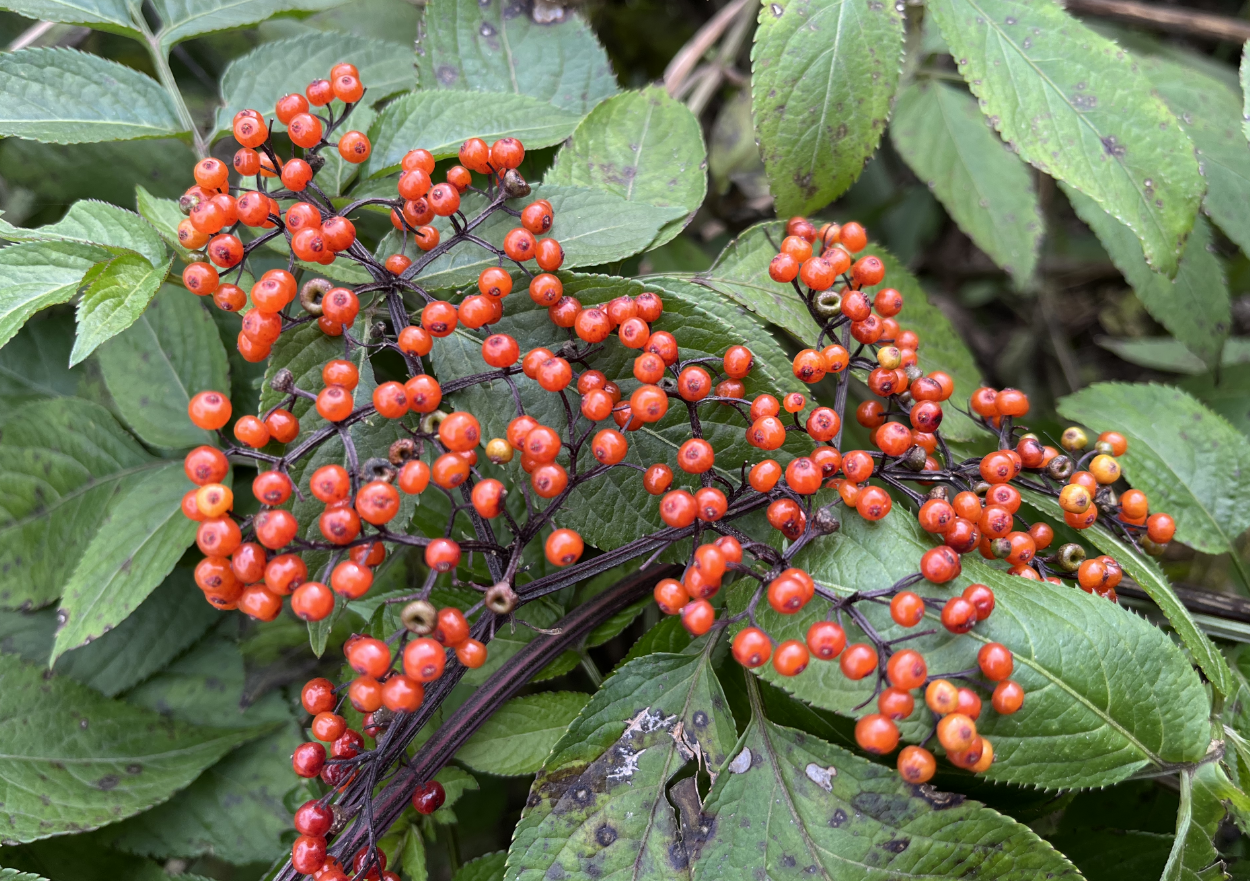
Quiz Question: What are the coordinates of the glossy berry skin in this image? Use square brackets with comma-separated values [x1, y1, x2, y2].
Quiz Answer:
[772, 640, 810, 676]
[890, 591, 925, 627]
[940, 597, 977, 634]
[681, 599, 715, 635]
[992, 680, 1025, 714]
[897, 745, 936, 783]
[855, 714, 899, 755]
[977, 642, 1014, 681]
[292, 741, 327, 778]
[839, 643, 877, 680]
[732, 627, 772, 668]
[886, 649, 927, 690]
[412, 780, 446, 815]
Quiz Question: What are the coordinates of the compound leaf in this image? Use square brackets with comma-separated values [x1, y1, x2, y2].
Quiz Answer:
[70, 253, 173, 367]
[97, 286, 230, 451]
[504, 642, 738, 881]
[751, 0, 903, 216]
[0, 0, 138, 35]
[0, 398, 160, 611]
[927, 0, 1203, 276]
[547, 85, 706, 248]
[1064, 184, 1229, 372]
[0, 653, 260, 843]
[417, 0, 617, 114]
[890, 80, 1042, 285]
[457, 692, 590, 777]
[692, 686, 1079, 881]
[363, 91, 584, 178]
[0, 48, 184, 143]
[214, 33, 414, 136]
[0, 241, 108, 350]
[1058, 381, 1250, 557]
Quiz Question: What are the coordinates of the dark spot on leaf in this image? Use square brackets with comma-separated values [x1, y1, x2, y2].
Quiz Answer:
[692, 710, 708, 728]
[829, 809, 847, 827]
[437, 65, 459, 85]
[126, 764, 142, 775]
[546, 865, 565, 881]
[96, 775, 118, 790]
[781, 855, 796, 868]
[1101, 136, 1126, 158]
[881, 838, 909, 853]
[595, 824, 617, 847]
[912, 784, 966, 810]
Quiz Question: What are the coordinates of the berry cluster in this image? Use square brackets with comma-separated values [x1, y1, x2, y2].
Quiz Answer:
[170, 65, 1177, 877]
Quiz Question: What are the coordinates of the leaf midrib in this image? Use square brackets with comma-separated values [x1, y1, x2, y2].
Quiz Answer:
[0, 460, 161, 536]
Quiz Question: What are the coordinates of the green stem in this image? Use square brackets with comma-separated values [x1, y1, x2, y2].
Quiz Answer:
[135, 14, 207, 158]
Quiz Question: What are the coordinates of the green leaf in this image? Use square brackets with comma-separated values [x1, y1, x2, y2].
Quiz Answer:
[1021, 487, 1233, 699]
[362, 91, 584, 178]
[0, 200, 168, 269]
[504, 642, 739, 881]
[214, 33, 414, 136]
[0, 653, 261, 843]
[1064, 184, 1229, 371]
[0, 398, 161, 610]
[403, 186, 685, 291]
[150, 0, 346, 52]
[743, 510, 1211, 788]
[1058, 381, 1250, 557]
[401, 823, 429, 881]
[431, 765, 479, 823]
[0, 841, 170, 881]
[1243, 42, 1250, 143]
[0, 139, 197, 207]
[1096, 336, 1250, 375]
[458, 692, 590, 776]
[136, 186, 197, 262]
[454, 852, 506, 881]
[890, 80, 1042, 285]
[0, 0, 138, 36]
[546, 85, 706, 248]
[0, 241, 108, 350]
[693, 685, 1079, 881]
[109, 725, 302, 865]
[1145, 54, 1250, 261]
[49, 461, 197, 663]
[71, 253, 174, 366]
[750, 0, 903, 216]
[0, 48, 185, 143]
[927, 0, 1204, 276]
[0, 868, 48, 881]
[417, 0, 617, 114]
[97, 286, 230, 450]
[0, 312, 80, 404]
[1182, 364, 1250, 439]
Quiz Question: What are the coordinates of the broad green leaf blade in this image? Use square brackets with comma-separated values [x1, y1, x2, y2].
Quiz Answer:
[402, 823, 430, 881]
[214, 33, 414, 136]
[0, 312, 80, 404]
[1020, 488, 1233, 699]
[750, 0, 903, 216]
[0, 398, 160, 610]
[744, 511, 1211, 789]
[454, 852, 506, 881]
[0, 241, 107, 350]
[0, 200, 168, 269]
[1145, 54, 1250, 260]
[50, 461, 197, 662]
[403, 186, 685, 291]
[53, 568, 217, 695]
[1058, 381, 1250, 556]
[97, 287, 230, 450]
[0, 48, 185, 143]
[693, 700, 1079, 881]
[546, 85, 706, 248]
[1, 138, 197, 207]
[0, 653, 260, 843]
[0, 0, 138, 35]
[504, 643, 739, 881]
[417, 0, 617, 114]
[927, 0, 1204, 276]
[107, 726, 302, 864]
[135, 186, 196, 262]
[0, 868, 48, 881]
[890, 80, 1042, 285]
[457, 692, 590, 776]
[1182, 364, 1250, 440]
[362, 91, 584, 178]
[1064, 184, 1229, 371]
[691, 227, 988, 441]
[1095, 336, 1250, 375]
[151, 0, 346, 51]
[70, 253, 174, 366]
